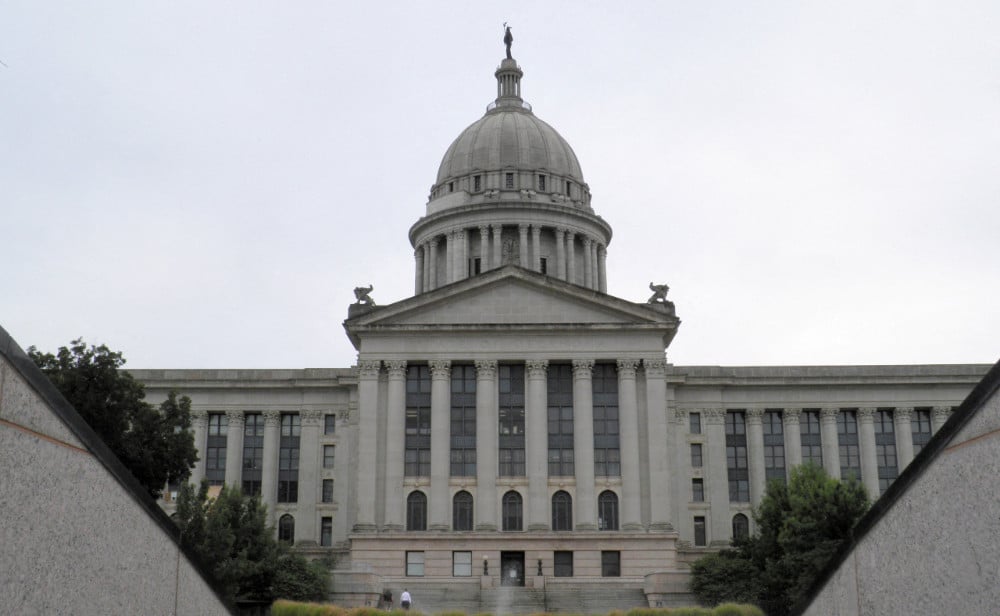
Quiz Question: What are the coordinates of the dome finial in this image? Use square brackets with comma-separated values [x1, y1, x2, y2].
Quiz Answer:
[503, 23, 513, 60]
[493, 25, 525, 111]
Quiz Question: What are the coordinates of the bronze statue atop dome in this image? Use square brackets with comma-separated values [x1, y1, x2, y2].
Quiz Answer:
[503, 23, 513, 59]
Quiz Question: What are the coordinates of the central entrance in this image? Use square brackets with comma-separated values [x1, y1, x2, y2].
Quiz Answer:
[500, 551, 525, 587]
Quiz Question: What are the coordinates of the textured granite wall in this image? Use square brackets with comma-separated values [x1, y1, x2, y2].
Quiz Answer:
[802, 374, 1000, 616]
[0, 350, 233, 615]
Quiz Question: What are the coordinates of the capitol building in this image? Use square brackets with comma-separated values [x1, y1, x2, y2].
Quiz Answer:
[137, 45, 988, 610]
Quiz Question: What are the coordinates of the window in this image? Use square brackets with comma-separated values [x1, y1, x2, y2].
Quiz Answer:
[278, 414, 300, 503]
[875, 409, 897, 492]
[323, 445, 336, 469]
[499, 365, 525, 476]
[732, 513, 749, 541]
[694, 516, 706, 546]
[278, 514, 295, 544]
[405, 366, 432, 476]
[470, 257, 482, 275]
[598, 490, 618, 530]
[912, 408, 932, 455]
[453, 491, 473, 531]
[473, 175, 481, 192]
[601, 551, 620, 577]
[448, 181, 454, 192]
[763, 410, 785, 484]
[838, 410, 861, 480]
[547, 364, 574, 476]
[726, 411, 749, 502]
[538, 174, 546, 191]
[321, 517, 332, 547]
[690, 443, 703, 467]
[453, 551, 472, 577]
[565, 180, 571, 195]
[505, 172, 514, 189]
[801, 410, 823, 467]
[593, 363, 620, 476]
[450, 365, 477, 477]
[206, 412, 227, 485]
[689, 412, 702, 434]
[552, 490, 573, 531]
[407, 491, 427, 531]
[406, 551, 425, 577]
[554, 551, 573, 577]
[324, 414, 336, 435]
[692, 478, 704, 502]
[242, 413, 264, 497]
[322, 479, 334, 503]
[502, 491, 523, 531]
[540, 257, 547, 274]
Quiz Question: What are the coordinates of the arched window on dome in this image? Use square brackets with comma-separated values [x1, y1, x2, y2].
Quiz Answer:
[502, 491, 523, 531]
[453, 491, 473, 531]
[278, 514, 295, 544]
[552, 490, 572, 531]
[732, 513, 750, 541]
[407, 491, 427, 531]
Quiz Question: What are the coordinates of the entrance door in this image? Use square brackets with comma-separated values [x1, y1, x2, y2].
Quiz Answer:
[500, 551, 525, 587]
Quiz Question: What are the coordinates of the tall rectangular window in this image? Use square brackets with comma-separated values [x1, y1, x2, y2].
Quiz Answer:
[242, 413, 264, 497]
[323, 445, 336, 469]
[692, 478, 704, 502]
[726, 411, 749, 502]
[763, 410, 785, 484]
[206, 412, 228, 485]
[322, 479, 334, 503]
[324, 414, 336, 435]
[450, 365, 477, 476]
[278, 414, 300, 503]
[912, 408, 932, 455]
[554, 551, 573, 577]
[505, 172, 514, 189]
[838, 410, 861, 480]
[694, 516, 707, 546]
[690, 443, 703, 467]
[320, 517, 332, 547]
[547, 364, 575, 476]
[405, 366, 432, 477]
[801, 410, 823, 467]
[689, 412, 702, 434]
[453, 551, 472, 577]
[406, 551, 425, 577]
[499, 364, 525, 476]
[538, 174, 546, 191]
[601, 551, 620, 577]
[875, 409, 897, 492]
[593, 363, 620, 476]
[473, 175, 481, 192]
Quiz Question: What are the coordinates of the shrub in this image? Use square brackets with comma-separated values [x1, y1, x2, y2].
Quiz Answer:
[712, 604, 765, 616]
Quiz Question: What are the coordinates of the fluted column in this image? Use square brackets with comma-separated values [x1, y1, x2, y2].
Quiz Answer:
[783, 408, 803, 469]
[491, 224, 503, 268]
[414, 247, 424, 294]
[565, 231, 576, 285]
[429, 360, 452, 530]
[858, 407, 879, 498]
[261, 410, 281, 526]
[555, 228, 566, 280]
[383, 360, 408, 530]
[190, 410, 208, 486]
[224, 410, 244, 487]
[746, 408, 766, 506]
[475, 360, 499, 530]
[572, 359, 596, 529]
[298, 410, 322, 544]
[518, 224, 529, 268]
[479, 225, 490, 271]
[354, 360, 381, 532]
[704, 408, 730, 544]
[526, 360, 549, 530]
[894, 407, 915, 470]
[532, 225, 542, 272]
[445, 231, 455, 284]
[931, 406, 951, 434]
[428, 238, 439, 290]
[589, 240, 599, 290]
[820, 408, 841, 479]
[617, 359, 642, 530]
[644, 358, 672, 530]
[597, 245, 608, 293]
[458, 229, 468, 279]
[583, 238, 594, 289]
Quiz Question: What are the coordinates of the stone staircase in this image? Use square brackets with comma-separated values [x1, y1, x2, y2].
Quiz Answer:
[481, 587, 547, 614]
[544, 585, 648, 614]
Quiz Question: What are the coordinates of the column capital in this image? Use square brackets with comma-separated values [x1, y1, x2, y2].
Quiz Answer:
[820, 407, 841, 421]
[263, 410, 282, 427]
[414, 247, 422, 258]
[357, 359, 381, 379]
[643, 358, 668, 377]
[478, 224, 490, 234]
[518, 223, 528, 232]
[302, 410, 324, 427]
[555, 227, 567, 237]
[226, 410, 245, 428]
[597, 244, 607, 256]
[474, 359, 497, 378]
[526, 359, 549, 378]
[491, 223, 503, 232]
[429, 236, 440, 248]
[893, 406, 914, 421]
[703, 408, 726, 425]
[191, 409, 209, 426]
[933, 406, 952, 420]
[429, 359, 452, 379]
[385, 360, 408, 379]
[572, 359, 594, 378]
[672, 408, 689, 423]
[455, 228, 466, 240]
[783, 408, 802, 424]
[746, 407, 765, 423]
[858, 407, 877, 421]
[616, 358, 639, 378]
[582, 236, 593, 248]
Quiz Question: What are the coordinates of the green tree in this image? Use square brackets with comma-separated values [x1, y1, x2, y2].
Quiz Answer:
[690, 463, 870, 615]
[28, 338, 197, 498]
[174, 483, 329, 604]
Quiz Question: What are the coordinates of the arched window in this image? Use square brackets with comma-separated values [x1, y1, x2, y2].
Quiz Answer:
[598, 490, 618, 530]
[552, 491, 573, 531]
[453, 491, 473, 531]
[502, 491, 523, 531]
[278, 514, 295, 544]
[732, 513, 750, 541]
[407, 491, 427, 531]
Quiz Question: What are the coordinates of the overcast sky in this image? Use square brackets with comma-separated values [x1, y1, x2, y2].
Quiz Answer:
[3, 1, 998, 369]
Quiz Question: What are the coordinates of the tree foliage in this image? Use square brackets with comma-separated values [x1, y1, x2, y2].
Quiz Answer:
[174, 482, 329, 604]
[28, 338, 197, 498]
[690, 463, 870, 615]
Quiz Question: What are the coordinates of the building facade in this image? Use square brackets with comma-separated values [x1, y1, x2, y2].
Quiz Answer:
[141, 48, 990, 609]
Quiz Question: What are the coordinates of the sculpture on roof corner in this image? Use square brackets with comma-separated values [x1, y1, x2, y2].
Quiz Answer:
[503, 23, 513, 59]
[354, 285, 375, 306]
[647, 283, 676, 316]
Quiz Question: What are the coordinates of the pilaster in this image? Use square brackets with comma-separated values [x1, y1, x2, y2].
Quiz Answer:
[297, 410, 323, 544]
[526, 360, 549, 530]
[383, 360, 408, 530]
[555, 228, 566, 281]
[429, 360, 452, 530]
[572, 359, 596, 529]
[643, 358, 672, 531]
[703, 408, 730, 544]
[617, 359, 642, 530]
[475, 360, 499, 531]
[354, 359, 381, 532]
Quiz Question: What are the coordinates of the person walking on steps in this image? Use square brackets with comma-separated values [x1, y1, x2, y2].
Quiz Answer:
[400, 589, 412, 611]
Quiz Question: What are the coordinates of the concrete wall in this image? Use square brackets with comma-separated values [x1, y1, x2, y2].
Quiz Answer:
[0, 328, 234, 616]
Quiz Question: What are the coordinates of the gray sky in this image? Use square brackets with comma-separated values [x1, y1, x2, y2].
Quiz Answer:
[3, 1, 998, 369]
